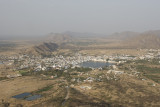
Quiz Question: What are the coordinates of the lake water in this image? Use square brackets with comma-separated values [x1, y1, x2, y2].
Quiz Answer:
[79, 61, 112, 68]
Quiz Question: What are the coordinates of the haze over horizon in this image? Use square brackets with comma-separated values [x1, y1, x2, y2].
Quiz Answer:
[0, 0, 160, 37]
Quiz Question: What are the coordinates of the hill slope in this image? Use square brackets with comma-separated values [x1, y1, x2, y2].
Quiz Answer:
[109, 30, 160, 49]
[27, 42, 58, 56]
[110, 31, 139, 40]
[125, 33, 160, 49]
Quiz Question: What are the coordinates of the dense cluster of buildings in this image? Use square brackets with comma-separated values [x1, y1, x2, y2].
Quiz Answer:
[0, 49, 160, 72]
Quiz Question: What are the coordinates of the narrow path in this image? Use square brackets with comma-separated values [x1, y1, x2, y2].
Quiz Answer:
[64, 86, 70, 100]
[61, 81, 70, 106]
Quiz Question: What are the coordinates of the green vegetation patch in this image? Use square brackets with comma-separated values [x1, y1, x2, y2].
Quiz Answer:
[135, 59, 160, 65]
[135, 59, 149, 64]
[136, 65, 160, 73]
[145, 74, 160, 83]
[0, 77, 8, 81]
[135, 65, 160, 83]
[75, 67, 92, 72]
[19, 70, 31, 76]
[35, 85, 53, 93]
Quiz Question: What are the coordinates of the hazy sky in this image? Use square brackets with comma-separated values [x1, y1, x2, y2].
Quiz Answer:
[0, 0, 160, 36]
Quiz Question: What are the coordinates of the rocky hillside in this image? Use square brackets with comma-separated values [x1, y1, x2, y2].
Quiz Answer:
[125, 32, 160, 49]
[27, 42, 58, 56]
[109, 30, 160, 49]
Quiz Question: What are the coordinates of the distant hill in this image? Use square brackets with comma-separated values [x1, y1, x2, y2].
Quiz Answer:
[44, 32, 107, 44]
[143, 30, 160, 37]
[124, 32, 160, 49]
[63, 31, 106, 38]
[27, 42, 58, 56]
[109, 31, 139, 40]
[41, 30, 160, 50]
[108, 30, 160, 49]
[44, 33, 73, 44]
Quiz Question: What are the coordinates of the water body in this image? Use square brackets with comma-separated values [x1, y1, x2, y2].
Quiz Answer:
[25, 95, 41, 101]
[79, 61, 113, 68]
[12, 93, 31, 99]
[12, 93, 42, 101]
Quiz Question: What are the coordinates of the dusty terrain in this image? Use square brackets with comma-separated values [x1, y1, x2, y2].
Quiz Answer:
[0, 76, 66, 107]
[0, 63, 160, 107]
[0, 32, 160, 107]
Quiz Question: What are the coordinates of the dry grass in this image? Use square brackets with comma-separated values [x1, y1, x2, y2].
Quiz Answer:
[0, 76, 55, 100]
[74, 72, 160, 107]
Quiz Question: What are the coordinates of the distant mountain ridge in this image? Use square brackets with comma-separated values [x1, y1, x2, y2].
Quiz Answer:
[143, 30, 160, 36]
[42, 30, 160, 50]
[110, 31, 140, 40]
[63, 31, 106, 38]
[45, 33, 73, 44]
[110, 30, 160, 38]
[44, 31, 107, 43]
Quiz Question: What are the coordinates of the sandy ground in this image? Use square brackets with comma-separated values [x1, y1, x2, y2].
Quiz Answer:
[0, 76, 55, 100]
